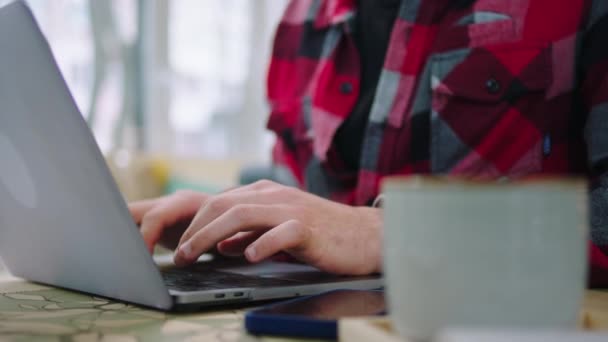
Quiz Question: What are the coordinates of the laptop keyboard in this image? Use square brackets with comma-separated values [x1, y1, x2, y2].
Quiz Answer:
[161, 268, 299, 292]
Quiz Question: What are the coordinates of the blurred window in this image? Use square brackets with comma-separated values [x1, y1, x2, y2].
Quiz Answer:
[4, 0, 287, 161]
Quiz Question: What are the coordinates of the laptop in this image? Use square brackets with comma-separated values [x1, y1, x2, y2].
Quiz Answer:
[0, 1, 382, 311]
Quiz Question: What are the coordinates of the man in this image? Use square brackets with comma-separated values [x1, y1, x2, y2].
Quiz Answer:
[129, 0, 608, 286]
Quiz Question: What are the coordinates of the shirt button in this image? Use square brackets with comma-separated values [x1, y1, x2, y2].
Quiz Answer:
[340, 81, 353, 94]
[485, 78, 501, 94]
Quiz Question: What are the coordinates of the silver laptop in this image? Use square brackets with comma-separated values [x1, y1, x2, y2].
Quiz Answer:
[0, 1, 382, 311]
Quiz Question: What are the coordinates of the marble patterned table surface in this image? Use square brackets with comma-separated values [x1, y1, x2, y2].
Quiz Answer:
[0, 274, 325, 342]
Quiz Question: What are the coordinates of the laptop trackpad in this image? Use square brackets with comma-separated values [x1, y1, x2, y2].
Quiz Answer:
[221, 260, 320, 276]
[220, 261, 348, 282]
[154, 253, 341, 282]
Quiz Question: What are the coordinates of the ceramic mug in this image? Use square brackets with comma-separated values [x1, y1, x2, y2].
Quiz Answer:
[382, 176, 588, 341]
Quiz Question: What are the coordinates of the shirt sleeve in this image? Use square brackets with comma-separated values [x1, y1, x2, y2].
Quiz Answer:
[267, 0, 310, 189]
[581, 5, 608, 288]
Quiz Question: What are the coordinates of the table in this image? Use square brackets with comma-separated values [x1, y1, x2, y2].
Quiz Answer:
[0, 274, 324, 342]
[1, 270, 606, 341]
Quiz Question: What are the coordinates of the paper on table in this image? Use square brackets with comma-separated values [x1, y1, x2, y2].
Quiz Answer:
[436, 329, 608, 342]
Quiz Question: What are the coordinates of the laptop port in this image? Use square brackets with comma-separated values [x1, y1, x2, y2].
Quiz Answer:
[214, 293, 225, 299]
[233, 292, 244, 297]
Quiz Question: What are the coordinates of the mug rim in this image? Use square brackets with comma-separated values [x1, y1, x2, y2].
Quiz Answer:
[382, 175, 587, 192]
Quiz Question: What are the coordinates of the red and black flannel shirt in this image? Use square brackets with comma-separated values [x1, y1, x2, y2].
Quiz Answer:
[266, 0, 608, 286]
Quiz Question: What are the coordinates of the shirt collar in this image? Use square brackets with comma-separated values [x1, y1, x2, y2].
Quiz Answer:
[314, 0, 356, 29]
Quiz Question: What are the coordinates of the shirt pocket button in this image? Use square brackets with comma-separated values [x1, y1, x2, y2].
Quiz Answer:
[485, 78, 501, 94]
[340, 81, 354, 94]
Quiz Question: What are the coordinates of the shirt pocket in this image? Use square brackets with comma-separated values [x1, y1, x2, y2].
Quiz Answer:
[429, 43, 552, 178]
[437, 19, 519, 52]
[433, 4, 528, 52]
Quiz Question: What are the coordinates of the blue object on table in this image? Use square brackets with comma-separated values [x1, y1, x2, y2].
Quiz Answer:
[245, 289, 385, 340]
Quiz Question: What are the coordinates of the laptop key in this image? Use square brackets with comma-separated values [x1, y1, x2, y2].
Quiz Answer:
[160, 268, 300, 292]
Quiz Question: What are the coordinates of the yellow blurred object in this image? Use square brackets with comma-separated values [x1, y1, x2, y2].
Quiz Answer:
[582, 290, 608, 330]
[104, 150, 241, 201]
[164, 156, 241, 190]
[105, 150, 167, 201]
[149, 158, 170, 187]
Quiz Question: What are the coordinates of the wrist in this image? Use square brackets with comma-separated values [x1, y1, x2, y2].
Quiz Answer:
[356, 206, 384, 274]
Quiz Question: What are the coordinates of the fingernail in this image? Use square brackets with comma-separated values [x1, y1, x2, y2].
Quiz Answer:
[177, 241, 192, 260]
[245, 246, 256, 261]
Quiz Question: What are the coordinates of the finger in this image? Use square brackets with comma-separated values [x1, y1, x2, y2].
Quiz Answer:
[221, 179, 282, 194]
[128, 198, 163, 225]
[175, 204, 292, 266]
[140, 191, 207, 251]
[216, 231, 266, 256]
[177, 187, 291, 248]
[244, 220, 312, 263]
[136, 181, 275, 228]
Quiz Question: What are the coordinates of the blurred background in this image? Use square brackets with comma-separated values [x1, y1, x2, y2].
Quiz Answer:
[0, 0, 289, 274]
[3, 0, 289, 198]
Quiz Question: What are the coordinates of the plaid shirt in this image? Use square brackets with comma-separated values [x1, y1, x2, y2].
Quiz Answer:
[266, 0, 608, 285]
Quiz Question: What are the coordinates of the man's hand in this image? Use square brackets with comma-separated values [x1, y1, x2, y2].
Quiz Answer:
[129, 190, 208, 251]
[128, 180, 382, 275]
